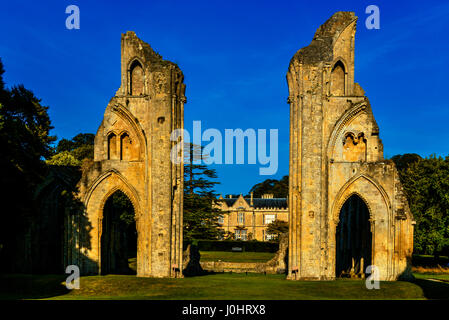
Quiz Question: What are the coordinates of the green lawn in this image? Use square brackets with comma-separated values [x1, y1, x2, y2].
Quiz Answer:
[1, 272, 448, 300]
[414, 273, 449, 281]
[199, 251, 275, 263]
[2, 252, 448, 300]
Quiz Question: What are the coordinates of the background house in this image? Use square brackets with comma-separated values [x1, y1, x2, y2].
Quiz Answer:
[215, 193, 288, 241]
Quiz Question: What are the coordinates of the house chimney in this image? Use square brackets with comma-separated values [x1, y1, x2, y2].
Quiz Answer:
[250, 192, 254, 206]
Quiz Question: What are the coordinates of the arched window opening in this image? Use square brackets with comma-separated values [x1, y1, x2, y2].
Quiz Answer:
[107, 133, 118, 160]
[330, 61, 346, 96]
[343, 132, 367, 162]
[336, 194, 372, 278]
[130, 60, 144, 96]
[101, 190, 137, 275]
[120, 133, 132, 161]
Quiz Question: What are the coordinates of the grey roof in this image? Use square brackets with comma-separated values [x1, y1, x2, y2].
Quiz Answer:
[251, 198, 287, 209]
[223, 198, 238, 207]
[221, 197, 287, 209]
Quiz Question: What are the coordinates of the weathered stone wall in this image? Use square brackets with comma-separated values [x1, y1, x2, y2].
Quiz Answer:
[70, 32, 185, 278]
[287, 12, 414, 280]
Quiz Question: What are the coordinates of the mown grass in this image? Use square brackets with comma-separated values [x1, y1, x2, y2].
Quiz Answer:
[414, 273, 449, 281]
[2, 253, 449, 300]
[1, 272, 447, 300]
[199, 251, 275, 263]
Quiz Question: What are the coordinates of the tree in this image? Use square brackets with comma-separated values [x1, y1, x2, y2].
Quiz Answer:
[266, 219, 289, 240]
[47, 133, 95, 166]
[46, 151, 81, 166]
[0, 58, 56, 271]
[393, 154, 449, 257]
[391, 153, 421, 175]
[249, 175, 288, 198]
[183, 143, 222, 241]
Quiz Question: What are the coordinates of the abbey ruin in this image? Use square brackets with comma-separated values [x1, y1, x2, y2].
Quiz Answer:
[286, 12, 414, 280]
[70, 32, 186, 278]
[31, 11, 414, 281]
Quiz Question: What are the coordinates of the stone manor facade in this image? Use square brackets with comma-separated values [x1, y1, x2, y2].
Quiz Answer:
[216, 193, 288, 241]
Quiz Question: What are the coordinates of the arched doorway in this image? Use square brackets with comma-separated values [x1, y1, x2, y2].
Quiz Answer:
[100, 190, 137, 275]
[336, 194, 372, 278]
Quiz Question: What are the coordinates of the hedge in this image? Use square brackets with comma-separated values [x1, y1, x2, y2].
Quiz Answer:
[183, 239, 279, 252]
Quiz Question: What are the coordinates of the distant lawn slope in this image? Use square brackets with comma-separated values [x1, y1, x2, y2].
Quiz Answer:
[1, 273, 448, 300]
[199, 251, 275, 263]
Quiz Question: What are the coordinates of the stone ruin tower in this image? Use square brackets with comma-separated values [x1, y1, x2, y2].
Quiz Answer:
[287, 12, 414, 280]
[74, 32, 185, 277]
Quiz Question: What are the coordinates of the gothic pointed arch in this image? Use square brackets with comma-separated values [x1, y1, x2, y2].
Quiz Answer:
[331, 174, 391, 224]
[105, 102, 148, 161]
[330, 59, 346, 96]
[335, 193, 372, 277]
[129, 58, 145, 96]
[84, 169, 141, 216]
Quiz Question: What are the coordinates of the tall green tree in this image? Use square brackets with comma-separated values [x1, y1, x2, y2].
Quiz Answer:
[0, 58, 56, 271]
[48, 133, 95, 165]
[183, 143, 222, 241]
[393, 154, 449, 257]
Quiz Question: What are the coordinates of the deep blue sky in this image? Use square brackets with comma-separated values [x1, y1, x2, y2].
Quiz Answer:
[1, 0, 448, 195]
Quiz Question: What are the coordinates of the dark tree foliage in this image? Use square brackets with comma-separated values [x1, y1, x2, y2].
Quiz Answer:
[54, 133, 95, 161]
[110, 191, 135, 226]
[108, 190, 136, 253]
[0, 58, 56, 271]
[183, 143, 222, 241]
[266, 220, 289, 240]
[391, 153, 422, 174]
[392, 154, 449, 257]
[248, 175, 288, 198]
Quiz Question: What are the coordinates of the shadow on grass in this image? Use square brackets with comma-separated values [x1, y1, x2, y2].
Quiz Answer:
[411, 278, 449, 299]
[183, 269, 220, 277]
[0, 274, 69, 300]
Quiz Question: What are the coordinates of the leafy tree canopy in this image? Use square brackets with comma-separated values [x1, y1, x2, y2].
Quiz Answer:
[46, 151, 81, 166]
[48, 133, 95, 165]
[266, 219, 289, 239]
[248, 175, 288, 198]
[183, 143, 222, 241]
[392, 154, 449, 257]
[391, 153, 422, 173]
[0, 58, 56, 270]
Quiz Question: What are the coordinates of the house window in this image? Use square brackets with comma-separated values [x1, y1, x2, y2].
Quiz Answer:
[235, 229, 240, 240]
[265, 233, 275, 241]
[237, 212, 245, 224]
[264, 214, 276, 225]
[235, 229, 247, 241]
[218, 215, 224, 225]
